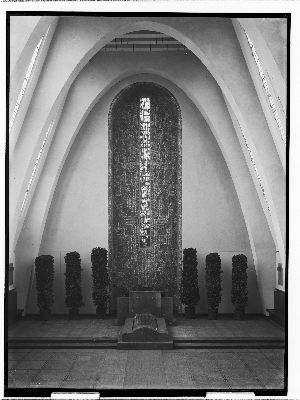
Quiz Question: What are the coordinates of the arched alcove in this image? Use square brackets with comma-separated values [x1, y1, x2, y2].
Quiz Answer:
[108, 82, 182, 304]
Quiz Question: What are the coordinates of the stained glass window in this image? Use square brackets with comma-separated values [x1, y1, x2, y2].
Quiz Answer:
[140, 97, 151, 248]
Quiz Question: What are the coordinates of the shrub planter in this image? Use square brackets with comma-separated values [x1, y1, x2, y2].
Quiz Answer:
[35, 255, 55, 321]
[185, 306, 195, 319]
[235, 310, 245, 320]
[96, 307, 106, 319]
[180, 248, 200, 317]
[64, 251, 84, 319]
[205, 253, 223, 319]
[231, 254, 248, 320]
[40, 309, 51, 321]
[208, 309, 218, 320]
[91, 247, 111, 317]
[69, 309, 79, 320]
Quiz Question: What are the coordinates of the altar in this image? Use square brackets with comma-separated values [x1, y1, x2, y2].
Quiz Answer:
[117, 289, 174, 325]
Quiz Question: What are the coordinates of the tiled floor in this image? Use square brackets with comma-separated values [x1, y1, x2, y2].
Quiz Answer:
[7, 348, 285, 389]
[6, 315, 285, 390]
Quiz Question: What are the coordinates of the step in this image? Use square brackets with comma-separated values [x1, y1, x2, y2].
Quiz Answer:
[173, 342, 285, 349]
[173, 336, 284, 343]
[266, 309, 285, 327]
[8, 342, 117, 349]
[8, 337, 118, 343]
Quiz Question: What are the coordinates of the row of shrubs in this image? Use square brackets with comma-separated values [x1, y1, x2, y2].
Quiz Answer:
[35, 247, 110, 315]
[180, 249, 248, 318]
[35, 247, 248, 320]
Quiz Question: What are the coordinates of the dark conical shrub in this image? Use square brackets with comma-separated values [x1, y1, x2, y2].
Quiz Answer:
[231, 254, 248, 311]
[205, 253, 223, 310]
[91, 247, 111, 310]
[35, 255, 54, 310]
[180, 248, 200, 308]
[64, 251, 84, 310]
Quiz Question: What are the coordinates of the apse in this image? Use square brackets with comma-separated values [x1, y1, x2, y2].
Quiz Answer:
[10, 18, 285, 319]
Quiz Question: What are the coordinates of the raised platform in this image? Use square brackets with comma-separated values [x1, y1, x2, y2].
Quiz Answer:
[8, 314, 285, 350]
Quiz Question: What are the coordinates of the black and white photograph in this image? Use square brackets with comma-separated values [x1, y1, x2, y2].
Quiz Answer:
[4, 7, 296, 398]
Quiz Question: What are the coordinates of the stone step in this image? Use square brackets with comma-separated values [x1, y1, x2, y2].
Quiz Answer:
[8, 335, 284, 349]
[8, 337, 118, 343]
[173, 342, 285, 349]
[8, 342, 117, 349]
[173, 336, 284, 343]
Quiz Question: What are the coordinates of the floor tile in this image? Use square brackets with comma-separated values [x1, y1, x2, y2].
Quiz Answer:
[42, 360, 74, 370]
[227, 380, 263, 389]
[14, 360, 47, 370]
[61, 381, 96, 389]
[251, 369, 284, 379]
[223, 368, 254, 376]
[33, 381, 63, 388]
[7, 352, 27, 361]
[261, 379, 285, 389]
[67, 371, 99, 380]
[265, 358, 285, 369]
[244, 359, 279, 369]
[214, 352, 242, 360]
[23, 352, 54, 361]
[32, 370, 68, 382]
[216, 360, 248, 370]
[8, 369, 39, 384]
[7, 381, 27, 388]
[8, 349, 30, 353]
[7, 360, 19, 370]
[7, 380, 19, 388]
[239, 352, 270, 360]
[209, 381, 230, 389]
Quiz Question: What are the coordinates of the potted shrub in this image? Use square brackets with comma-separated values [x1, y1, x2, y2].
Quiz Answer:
[64, 251, 84, 319]
[231, 254, 248, 320]
[35, 255, 54, 321]
[205, 253, 223, 320]
[91, 247, 111, 318]
[180, 248, 200, 319]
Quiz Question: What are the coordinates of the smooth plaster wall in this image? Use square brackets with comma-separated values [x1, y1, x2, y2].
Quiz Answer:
[254, 18, 287, 82]
[26, 76, 261, 314]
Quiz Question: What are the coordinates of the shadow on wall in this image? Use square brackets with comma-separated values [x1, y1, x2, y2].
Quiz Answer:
[196, 251, 262, 314]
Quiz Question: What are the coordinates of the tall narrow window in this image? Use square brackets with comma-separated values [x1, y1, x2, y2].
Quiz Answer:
[10, 35, 45, 133]
[140, 97, 151, 248]
[240, 125, 271, 215]
[20, 119, 54, 215]
[245, 31, 286, 146]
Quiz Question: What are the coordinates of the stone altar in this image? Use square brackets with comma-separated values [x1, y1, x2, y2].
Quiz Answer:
[129, 291, 161, 317]
[117, 290, 174, 325]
